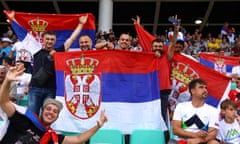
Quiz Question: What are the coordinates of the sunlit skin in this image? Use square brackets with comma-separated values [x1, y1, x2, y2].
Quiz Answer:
[15, 61, 24, 72]
[152, 42, 164, 57]
[40, 104, 60, 127]
[0, 68, 6, 83]
[118, 34, 131, 50]
[191, 83, 208, 101]
[43, 34, 57, 51]
[79, 35, 93, 51]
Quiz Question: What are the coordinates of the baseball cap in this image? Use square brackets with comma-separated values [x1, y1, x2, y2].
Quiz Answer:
[43, 98, 63, 112]
[1, 37, 13, 43]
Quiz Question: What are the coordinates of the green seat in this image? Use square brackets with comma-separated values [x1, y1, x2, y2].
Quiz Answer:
[18, 95, 28, 107]
[90, 129, 124, 144]
[60, 131, 80, 136]
[130, 129, 165, 144]
[169, 125, 176, 140]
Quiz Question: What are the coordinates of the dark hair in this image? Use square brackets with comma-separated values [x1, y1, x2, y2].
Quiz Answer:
[43, 31, 56, 36]
[3, 57, 14, 66]
[151, 39, 164, 45]
[80, 34, 91, 39]
[188, 78, 207, 95]
[220, 99, 237, 110]
[176, 40, 184, 47]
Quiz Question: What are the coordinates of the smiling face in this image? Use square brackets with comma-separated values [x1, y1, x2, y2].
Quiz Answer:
[40, 104, 60, 127]
[118, 33, 131, 50]
[79, 35, 93, 51]
[43, 34, 57, 51]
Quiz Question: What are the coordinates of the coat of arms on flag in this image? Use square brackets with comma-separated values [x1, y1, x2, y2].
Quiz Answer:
[64, 55, 101, 119]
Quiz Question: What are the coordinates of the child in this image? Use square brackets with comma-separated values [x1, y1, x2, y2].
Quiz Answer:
[216, 99, 240, 143]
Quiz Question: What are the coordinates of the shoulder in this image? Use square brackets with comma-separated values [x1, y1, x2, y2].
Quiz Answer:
[175, 101, 191, 109]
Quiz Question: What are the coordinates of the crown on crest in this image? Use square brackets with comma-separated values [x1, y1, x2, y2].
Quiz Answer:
[171, 62, 199, 84]
[28, 17, 48, 31]
[66, 54, 99, 74]
[215, 57, 224, 65]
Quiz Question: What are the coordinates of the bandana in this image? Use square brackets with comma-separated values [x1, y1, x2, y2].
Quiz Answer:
[40, 127, 58, 144]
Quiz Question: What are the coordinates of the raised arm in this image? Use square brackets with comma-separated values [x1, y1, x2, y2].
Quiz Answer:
[0, 67, 25, 117]
[167, 15, 181, 60]
[62, 109, 108, 144]
[132, 15, 155, 52]
[64, 15, 88, 51]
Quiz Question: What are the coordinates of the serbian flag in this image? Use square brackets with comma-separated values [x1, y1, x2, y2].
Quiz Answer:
[168, 53, 231, 119]
[4, 10, 95, 49]
[52, 50, 167, 134]
[199, 52, 240, 75]
[134, 24, 155, 52]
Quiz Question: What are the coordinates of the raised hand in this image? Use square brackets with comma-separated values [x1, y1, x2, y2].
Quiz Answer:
[131, 15, 140, 25]
[79, 14, 88, 25]
[96, 109, 108, 128]
[6, 66, 25, 82]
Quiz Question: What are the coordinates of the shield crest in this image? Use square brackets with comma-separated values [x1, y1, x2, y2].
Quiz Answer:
[64, 56, 101, 119]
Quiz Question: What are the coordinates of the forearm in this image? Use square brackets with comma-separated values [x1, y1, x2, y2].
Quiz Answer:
[202, 129, 217, 143]
[173, 128, 196, 139]
[0, 78, 11, 105]
[64, 23, 84, 51]
[76, 125, 100, 142]
[95, 42, 107, 49]
[171, 26, 178, 44]
[63, 124, 100, 144]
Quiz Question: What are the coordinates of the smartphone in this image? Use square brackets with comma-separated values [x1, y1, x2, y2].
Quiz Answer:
[168, 16, 180, 26]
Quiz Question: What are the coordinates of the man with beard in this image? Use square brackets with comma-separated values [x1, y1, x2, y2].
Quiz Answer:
[151, 39, 165, 57]
[171, 79, 219, 144]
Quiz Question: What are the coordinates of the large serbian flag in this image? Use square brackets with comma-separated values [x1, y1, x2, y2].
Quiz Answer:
[52, 50, 167, 134]
[199, 52, 240, 75]
[168, 53, 231, 119]
[4, 10, 95, 49]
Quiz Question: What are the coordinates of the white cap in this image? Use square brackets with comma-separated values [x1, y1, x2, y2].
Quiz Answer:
[1, 37, 13, 43]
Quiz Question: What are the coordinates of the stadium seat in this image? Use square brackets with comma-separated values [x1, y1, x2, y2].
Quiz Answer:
[130, 129, 165, 144]
[90, 129, 124, 144]
[18, 95, 28, 107]
[169, 125, 176, 140]
[60, 131, 80, 136]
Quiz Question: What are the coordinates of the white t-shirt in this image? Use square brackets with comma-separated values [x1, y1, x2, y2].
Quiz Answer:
[173, 101, 219, 140]
[217, 119, 240, 143]
[12, 41, 33, 63]
[16, 73, 32, 97]
[232, 65, 240, 77]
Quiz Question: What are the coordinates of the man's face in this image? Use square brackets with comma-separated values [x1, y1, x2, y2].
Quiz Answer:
[118, 34, 131, 50]
[15, 62, 24, 72]
[152, 42, 164, 54]
[41, 104, 59, 126]
[174, 43, 184, 53]
[43, 34, 56, 50]
[79, 35, 92, 51]
[191, 83, 208, 100]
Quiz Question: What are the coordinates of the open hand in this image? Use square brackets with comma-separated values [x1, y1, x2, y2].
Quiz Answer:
[96, 109, 108, 128]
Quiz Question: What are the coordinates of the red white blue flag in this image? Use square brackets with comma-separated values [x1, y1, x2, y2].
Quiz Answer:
[52, 50, 167, 134]
[168, 53, 231, 119]
[4, 10, 96, 49]
[199, 52, 240, 75]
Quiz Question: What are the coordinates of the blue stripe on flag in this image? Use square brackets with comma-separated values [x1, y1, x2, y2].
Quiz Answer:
[56, 70, 160, 103]
[101, 71, 160, 103]
[205, 95, 220, 108]
[199, 58, 214, 69]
